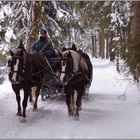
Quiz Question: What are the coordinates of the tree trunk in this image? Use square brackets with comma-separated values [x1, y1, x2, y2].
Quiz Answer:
[106, 34, 109, 59]
[91, 35, 97, 58]
[25, 1, 42, 52]
[94, 35, 97, 58]
[129, 2, 140, 81]
[99, 29, 105, 59]
[109, 31, 115, 61]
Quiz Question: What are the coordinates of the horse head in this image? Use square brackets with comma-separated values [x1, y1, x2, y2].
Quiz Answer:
[59, 50, 74, 85]
[8, 40, 26, 84]
[59, 49, 89, 86]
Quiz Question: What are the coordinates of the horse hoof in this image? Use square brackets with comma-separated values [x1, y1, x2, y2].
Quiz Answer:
[29, 99, 33, 102]
[68, 112, 74, 117]
[16, 112, 22, 116]
[68, 114, 73, 117]
[74, 117, 79, 121]
[74, 115, 79, 121]
[79, 106, 82, 111]
[30, 101, 34, 105]
[33, 108, 37, 112]
[20, 118, 26, 123]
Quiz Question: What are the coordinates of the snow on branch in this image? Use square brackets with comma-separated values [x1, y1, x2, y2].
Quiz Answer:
[57, 7, 72, 20]
[5, 27, 16, 43]
[48, 15, 61, 32]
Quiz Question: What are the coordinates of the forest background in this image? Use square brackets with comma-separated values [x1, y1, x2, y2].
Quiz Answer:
[0, 1, 140, 85]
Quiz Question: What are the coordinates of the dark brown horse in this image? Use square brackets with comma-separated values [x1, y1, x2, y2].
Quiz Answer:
[8, 40, 60, 122]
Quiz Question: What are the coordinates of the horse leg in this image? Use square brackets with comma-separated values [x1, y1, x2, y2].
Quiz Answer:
[33, 85, 41, 111]
[22, 88, 30, 118]
[15, 90, 22, 116]
[84, 84, 89, 100]
[65, 89, 74, 116]
[75, 89, 83, 120]
[70, 91, 77, 115]
[29, 92, 33, 102]
[29, 86, 37, 102]
[29, 91, 33, 102]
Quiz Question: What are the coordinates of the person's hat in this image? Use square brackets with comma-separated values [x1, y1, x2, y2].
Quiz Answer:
[40, 27, 47, 35]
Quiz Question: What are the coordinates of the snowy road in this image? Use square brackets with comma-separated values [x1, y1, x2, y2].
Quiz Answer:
[0, 58, 140, 139]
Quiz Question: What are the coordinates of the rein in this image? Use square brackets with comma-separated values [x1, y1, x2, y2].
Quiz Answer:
[31, 67, 47, 77]
[39, 41, 50, 53]
[27, 55, 59, 84]
[12, 56, 23, 60]
[10, 70, 19, 73]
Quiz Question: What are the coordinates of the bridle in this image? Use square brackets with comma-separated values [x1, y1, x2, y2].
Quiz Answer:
[59, 57, 72, 73]
[59, 55, 75, 84]
[59, 51, 85, 86]
[8, 55, 25, 84]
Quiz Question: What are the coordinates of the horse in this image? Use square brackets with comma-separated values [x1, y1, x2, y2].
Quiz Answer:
[60, 43, 93, 97]
[8, 40, 61, 122]
[59, 47, 92, 120]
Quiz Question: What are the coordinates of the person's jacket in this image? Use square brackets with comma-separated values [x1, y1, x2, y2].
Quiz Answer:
[32, 37, 55, 60]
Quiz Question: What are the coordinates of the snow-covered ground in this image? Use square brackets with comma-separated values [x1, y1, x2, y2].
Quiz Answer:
[0, 58, 140, 139]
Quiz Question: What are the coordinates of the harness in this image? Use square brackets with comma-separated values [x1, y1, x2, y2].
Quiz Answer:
[27, 55, 60, 86]
[9, 56, 25, 71]
[38, 41, 60, 77]
[39, 41, 51, 53]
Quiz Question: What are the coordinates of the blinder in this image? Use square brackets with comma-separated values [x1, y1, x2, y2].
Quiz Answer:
[60, 57, 72, 72]
[8, 55, 26, 84]
[59, 55, 75, 85]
